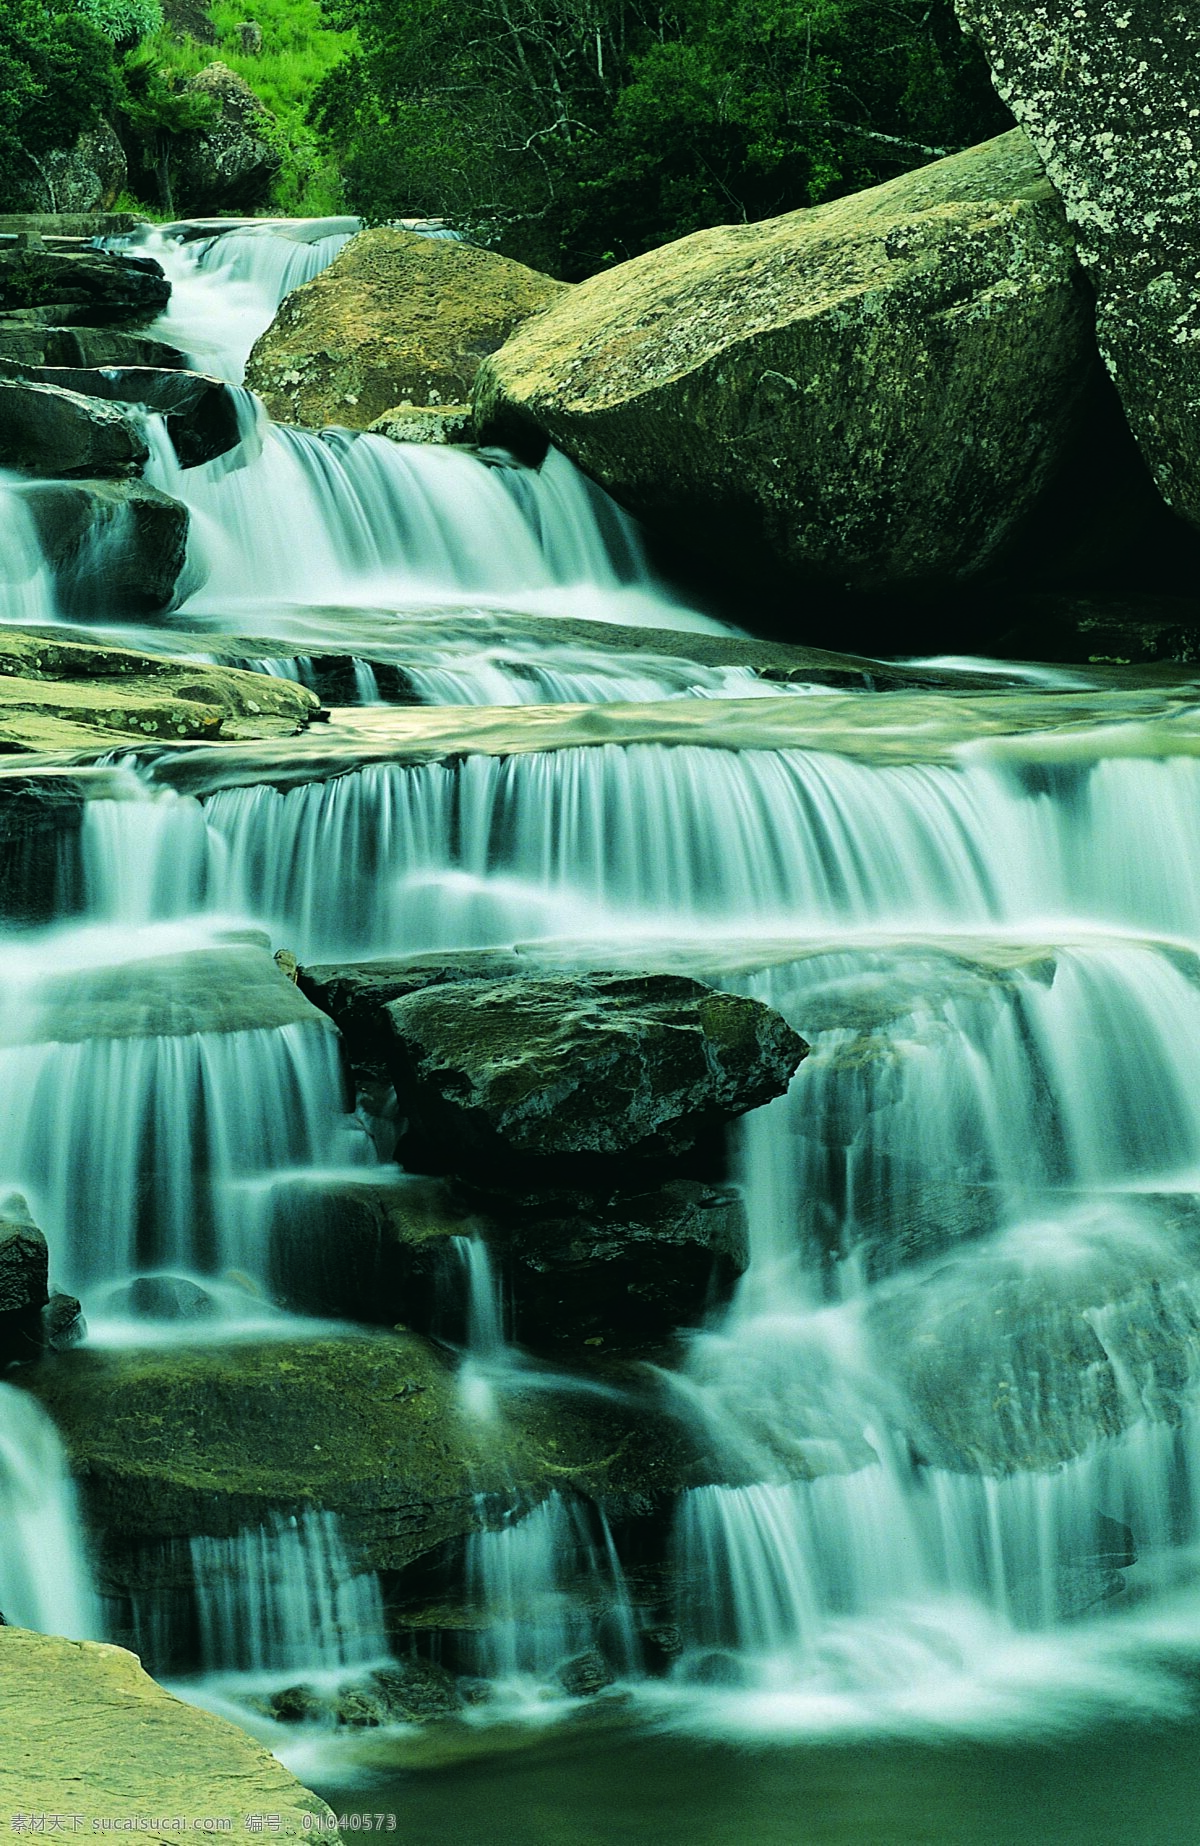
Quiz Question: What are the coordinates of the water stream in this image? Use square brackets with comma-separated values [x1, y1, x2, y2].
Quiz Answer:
[4, 216, 1200, 1839]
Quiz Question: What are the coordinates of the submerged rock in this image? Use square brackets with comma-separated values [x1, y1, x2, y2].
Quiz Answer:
[0, 1627, 336, 1834]
[246, 227, 567, 430]
[385, 972, 808, 1174]
[474, 130, 1094, 595]
[954, 0, 1200, 537]
[19, 478, 189, 617]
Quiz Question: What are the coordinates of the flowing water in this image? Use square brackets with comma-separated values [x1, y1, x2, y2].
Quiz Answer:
[4, 218, 1200, 1840]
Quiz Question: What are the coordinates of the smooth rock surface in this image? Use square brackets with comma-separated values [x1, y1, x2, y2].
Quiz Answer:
[0, 325, 187, 370]
[0, 377, 146, 478]
[0, 1627, 338, 1837]
[0, 362, 241, 468]
[18, 478, 190, 617]
[474, 130, 1094, 594]
[246, 227, 567, 430]
[954, 0, 1200, 535]
[384, 972, 808, 1172]
[0, 247, 170, 328]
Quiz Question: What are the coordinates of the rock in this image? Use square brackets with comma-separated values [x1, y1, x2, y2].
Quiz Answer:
[42, 1292, 85, 1352]
[0, 771, 93, 924]
[238, 19, 263, 54]
[0, 247, 170, 328]
[5, 120, 128, 215]
[459, 1174, 750, 1348]
[108, 1275, 218, 1321]
[246, 227, 567, 431]
[368, 404, 477, 446]
[384, 972, 808, 1174]
[17, 1333, 710, 1589]
[266, 1169, 748, 1346]
[0, 325, 187, 370]
[171, 63, 282, 215]
[0, 361, 240, 468]
[300, 952, 534, 1082]
[18, 478, 189, 616]
[474, 129, 1096, 595]
[0, 1193, 49, 1366]
[0, 1627, 338, 1836]
[953, 0, 1200, 537]
[0, 378, 146, 478]
[0, 626, 320, 751]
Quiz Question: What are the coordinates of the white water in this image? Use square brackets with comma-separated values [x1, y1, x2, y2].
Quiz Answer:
[0, 1385, 99, 1639]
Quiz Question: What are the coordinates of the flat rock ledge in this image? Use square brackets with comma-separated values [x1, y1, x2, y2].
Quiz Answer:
[0, 1627, 338, 1838]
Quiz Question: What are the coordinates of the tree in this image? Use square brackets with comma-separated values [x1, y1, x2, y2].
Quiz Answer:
[313, 0, 1011, 277]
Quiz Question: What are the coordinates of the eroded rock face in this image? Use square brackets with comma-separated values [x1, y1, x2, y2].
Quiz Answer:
[0, 1194, 49, 1366]
[0, 1627, 337, 1837]
[0, 326, 187, 370]
[474, 130, 1096, 594]
[246, 228, 567, 430]
[953, 0, 1200, 535]
[0, 362, 241, 469]
[384, 972, 808, 1173]
[18, 478, 189, 616]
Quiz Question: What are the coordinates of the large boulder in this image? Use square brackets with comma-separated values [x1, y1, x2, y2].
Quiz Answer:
[170, 63, 282, 215]
[0, 361, 240, 468]
[0, 1628, 337, 1837]
[953, 0, 1200, 537]
[474, 130, 1096, 594]
[17, 478, 189, 616]
[0, 378, 146, 478]
[4, 119, 128, 215]
[245, 227, 567, 430]
[18, 1333, 709, 1586]
[384, 972, 808, 1174]
[0, 247, 170, 328]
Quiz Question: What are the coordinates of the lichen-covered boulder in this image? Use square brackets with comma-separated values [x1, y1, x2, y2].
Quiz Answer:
[384, 971, 808, 1173]
[3, 119, 128, 215]
[953, 0, 1200, 537]
[474, 130, 1095, 594]
[171, 63, 281, 214]
[246, 227, 567, 430]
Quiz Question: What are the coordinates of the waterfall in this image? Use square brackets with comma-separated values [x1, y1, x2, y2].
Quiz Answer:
[0, 478, 58, 624]
[190, 1511, 389, 1677]
[0, 1385, 99, 1640]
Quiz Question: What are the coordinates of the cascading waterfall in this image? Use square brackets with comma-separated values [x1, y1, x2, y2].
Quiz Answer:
[0, 1384, 99, 1641]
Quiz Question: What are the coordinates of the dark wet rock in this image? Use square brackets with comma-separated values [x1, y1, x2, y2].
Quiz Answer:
[170, 64, 282, 216]
[262, 1660, 461, 1728]
[557, 1649, 614, 1698]
[299, 953, 532, 1083]
[0, 326, 187, 371]
[458, 1175, 749, 1348]
[19, 477, 189, 617]
[17, 1333, 711, 1591]
[953, 0, 1200, 538]
[0, 378, 146, 478]
[0, 1193, 49, 1366]
[0, 770, 93, 924]
[246, 227, 566, 431]
[42, 1292, 85, 1352]
[475, 130, 1095, 596]
[0, 362, 241, 469]
[0, 247, 170, 328]
[266, 1174, 468, 1328]
[111, 1276, 218, 1321]
[384, 972, 807, 1176]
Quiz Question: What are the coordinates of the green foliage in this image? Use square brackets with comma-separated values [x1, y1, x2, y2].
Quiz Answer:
[0, 0, 122, 205]
[69, 0, 163, 45]
[314, 0, 1011, 276]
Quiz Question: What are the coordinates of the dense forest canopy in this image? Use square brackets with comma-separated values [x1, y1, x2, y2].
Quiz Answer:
[0, 0, 1010, 277]
[312, 0, 1012, 275]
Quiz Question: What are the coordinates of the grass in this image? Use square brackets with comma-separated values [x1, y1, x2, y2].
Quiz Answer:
[141, 0, 354, 215]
